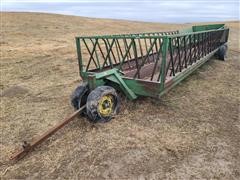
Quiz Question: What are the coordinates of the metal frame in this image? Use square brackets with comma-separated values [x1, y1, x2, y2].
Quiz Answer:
[75, 24, 229, 99]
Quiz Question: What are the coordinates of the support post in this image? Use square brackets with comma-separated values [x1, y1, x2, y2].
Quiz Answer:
[160, 36, 169, 92]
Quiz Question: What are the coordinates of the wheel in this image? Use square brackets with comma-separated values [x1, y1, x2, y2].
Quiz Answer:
[215, 44, 228, 61]
[86, 86, 120, 123]
[70, 82, 89, 110]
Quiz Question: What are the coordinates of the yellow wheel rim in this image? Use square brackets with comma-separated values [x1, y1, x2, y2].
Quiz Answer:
[98, 95, 114, 117]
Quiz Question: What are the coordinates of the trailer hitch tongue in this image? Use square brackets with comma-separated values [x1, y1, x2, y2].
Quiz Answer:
[10, 105, 86, 162]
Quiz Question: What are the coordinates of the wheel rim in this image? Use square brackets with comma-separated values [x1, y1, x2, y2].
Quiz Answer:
[98, 95, 114, 117]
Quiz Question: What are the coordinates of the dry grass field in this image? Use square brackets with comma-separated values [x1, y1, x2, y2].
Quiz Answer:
[0, 12, 240, 179]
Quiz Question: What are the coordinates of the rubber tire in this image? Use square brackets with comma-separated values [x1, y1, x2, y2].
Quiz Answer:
[216, 44, 228, 61]
[86, 86, 120, 123]
[70, 82, 89, 110]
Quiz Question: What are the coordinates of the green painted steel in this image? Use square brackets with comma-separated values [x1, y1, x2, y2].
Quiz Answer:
[160, 36, 169, 91]
[85, 68, 137, 100]
[192, 24, 225, 32]
[179, 24, 225, 34]
[158, 48, 220, 98]
[75, 24, 229, 99]
[76, 38, 83, 77]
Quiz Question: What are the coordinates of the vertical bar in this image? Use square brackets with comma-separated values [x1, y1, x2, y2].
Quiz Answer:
[183, 36, 187, 68]
[144, 38, 150, 63]
[168, 39, 174, 76]
[208, 31, 211, 52]
[202, 32, 205, 56]
[212, 32, 216, 50]
[189, 35, 192, 65]
[204, 32, 207, 56]
[197, 33, 200, 60]
[202, 33, 204, 57]
[76, 37, 84, 77]
[114, 40, 121, 63]
[154, 37, 159, 62]
[208, 32, 211, 53]
[115, 39, 125, 67]
[169, 38, 177, 76]
[151, 38, 162, 81]
[160, 36, 169, 91]
[149, 38, 155, 63]
[180, 36, 186, 71]
[97, 39, 107, 70]
[193, 34, 196, 62]
[138, 38, 144, 59]
[199, 33, 202, 58]
[177, 37, 181, 72]
[132, 38, 140, 78]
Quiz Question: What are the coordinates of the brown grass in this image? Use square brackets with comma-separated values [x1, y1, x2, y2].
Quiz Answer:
[0, 12, 240, 179]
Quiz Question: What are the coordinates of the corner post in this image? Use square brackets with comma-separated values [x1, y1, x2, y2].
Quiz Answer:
[76, 37, 84, 78]
[160, 36, 169, 92]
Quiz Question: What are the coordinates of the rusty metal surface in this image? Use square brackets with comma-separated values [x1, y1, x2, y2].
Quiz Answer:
[10, 105, 86, 162]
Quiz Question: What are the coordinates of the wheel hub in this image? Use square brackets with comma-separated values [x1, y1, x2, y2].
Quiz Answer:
[98, 95, 114, 117]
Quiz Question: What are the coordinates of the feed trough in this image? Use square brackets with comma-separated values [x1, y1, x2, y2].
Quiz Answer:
[11, 24, 229, 161]
[73, 24, 229, 122]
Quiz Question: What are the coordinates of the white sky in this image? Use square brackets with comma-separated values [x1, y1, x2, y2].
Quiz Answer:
[1, 0, 239, 23]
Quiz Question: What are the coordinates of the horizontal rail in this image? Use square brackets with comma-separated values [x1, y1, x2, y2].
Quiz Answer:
[76, 30, 178, 39]
[168, 27, 229, 38]
[76, 28, 228, 39]
[77, 35, 166, 39]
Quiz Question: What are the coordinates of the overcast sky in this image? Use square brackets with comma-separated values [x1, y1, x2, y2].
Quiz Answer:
[1, 0, 239, 23]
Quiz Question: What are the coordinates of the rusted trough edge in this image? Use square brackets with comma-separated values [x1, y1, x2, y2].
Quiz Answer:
[10, 105, 86, 162]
